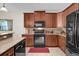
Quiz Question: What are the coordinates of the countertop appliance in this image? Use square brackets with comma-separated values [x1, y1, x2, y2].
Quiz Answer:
[34, 21, 45, 48]
[14, 40, 25, 56]
[66, 10, 79, 55]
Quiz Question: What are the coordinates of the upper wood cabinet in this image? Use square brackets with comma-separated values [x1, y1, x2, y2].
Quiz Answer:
[45, 13, 57, 28]
[24, 11, 57, 28]
[24, 13, 34, 28]
[45, 13, 52, 28]
[34, 11, 45, 21]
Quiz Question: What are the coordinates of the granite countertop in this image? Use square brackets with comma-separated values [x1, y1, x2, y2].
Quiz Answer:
[23, 33, 66, 37]
[24, 27, 66, 37]
[0, 35, 25, 55]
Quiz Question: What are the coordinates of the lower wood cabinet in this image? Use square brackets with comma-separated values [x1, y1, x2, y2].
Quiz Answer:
[26, 35, 34, 47]
[45, 35, 58, 47]
[1, 47, 14, 56]
[58, 36, 66, 52]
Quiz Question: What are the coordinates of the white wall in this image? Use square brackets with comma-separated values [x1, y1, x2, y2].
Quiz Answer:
[0, 11, 25, 35]
[0, 10, 64, 35]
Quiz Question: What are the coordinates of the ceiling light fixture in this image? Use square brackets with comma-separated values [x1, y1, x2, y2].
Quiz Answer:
[0, 3, 8, 12]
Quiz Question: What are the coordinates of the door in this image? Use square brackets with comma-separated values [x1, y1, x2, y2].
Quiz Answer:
[66, 11, 79, 53]
[66, 12, 76, 46]
[76, 13, 79, 48]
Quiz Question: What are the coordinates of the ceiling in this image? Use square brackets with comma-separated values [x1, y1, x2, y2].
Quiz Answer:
[0, 3, 72, 13]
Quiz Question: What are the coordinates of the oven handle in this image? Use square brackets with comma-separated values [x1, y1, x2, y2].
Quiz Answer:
[15, 45, 21, 50]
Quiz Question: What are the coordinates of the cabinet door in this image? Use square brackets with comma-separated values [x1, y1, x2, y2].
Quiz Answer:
[45, 35, 52, 47]
[52, 14, 57, 28]
[58, 36, 66, 52]
[51, 35, 58, 46]
[45, 13, 53, 28]
[26, 35, 34, 47]
[34, 11, 45, 21]
[45, 13, 57, 28]
[45, 35, 58, 47]
[24, 13, 34, 28]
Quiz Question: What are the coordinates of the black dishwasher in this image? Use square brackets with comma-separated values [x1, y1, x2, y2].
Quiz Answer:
[14, 40, 25, 56]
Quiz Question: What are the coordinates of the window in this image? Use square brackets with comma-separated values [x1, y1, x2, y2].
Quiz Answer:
[0, 20, 8, 31]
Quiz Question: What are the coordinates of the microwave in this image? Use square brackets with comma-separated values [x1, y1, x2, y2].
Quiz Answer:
[34, 21, 45, 27]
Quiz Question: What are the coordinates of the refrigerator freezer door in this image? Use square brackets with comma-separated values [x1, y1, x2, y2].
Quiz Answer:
[76, 13, 79, 48]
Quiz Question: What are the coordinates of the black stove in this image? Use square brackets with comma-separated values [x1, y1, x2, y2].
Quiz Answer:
[34, 21, 45, 48]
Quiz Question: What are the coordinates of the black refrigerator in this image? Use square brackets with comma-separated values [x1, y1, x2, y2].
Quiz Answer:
[66, 10, 79, 54]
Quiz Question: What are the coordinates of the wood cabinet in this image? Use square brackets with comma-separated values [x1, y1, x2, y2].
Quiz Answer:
[26, 35, 34, 47]
[45, 13, 53, 28]
[51, 35, 58, 46]
[58, 36, 66, 52]
[24, 11, 57, 28]
[24, 13, 34, 28]
[45, 35, 52, 46]
[45, 35, 58, 47]
[45, 13, 57, 28]
[1, 47, 14, 56]
[34, 11, 45, 21]
[52, 13, 57, 28]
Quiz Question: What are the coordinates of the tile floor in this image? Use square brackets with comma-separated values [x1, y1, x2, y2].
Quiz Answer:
[26, 47, 66, 56]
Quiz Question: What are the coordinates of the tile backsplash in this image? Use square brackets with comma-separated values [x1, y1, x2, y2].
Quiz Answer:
[24, 28, 34, 34]
[24, 28, 66, 34]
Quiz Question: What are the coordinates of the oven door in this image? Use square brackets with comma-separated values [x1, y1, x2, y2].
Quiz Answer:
[34, 34, 45, 47]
